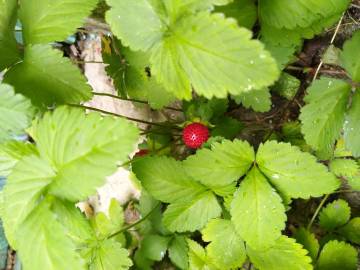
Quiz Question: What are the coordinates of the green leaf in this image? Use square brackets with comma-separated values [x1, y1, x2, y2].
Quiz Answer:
[92, 199, 124, 238]
[88, 239, 132, 270]
[16, 200, 86, 270]
[183, 139, 255, 188]
[322, 45, 342, 66]
[247, 236, 313, 270]
[0, 0, 21, 71]
[106, 1, 279, 99]
[2, 155, 55, 246]
[141, 234, 171, 261]
[329, 158, 359, 178]
[19, 0, 98, 44]
[319, 199, 351, 231]
[0, 84, 35, 143]
[0, 141, 36, 177]
[300, 78, 351, 157]
[347, 172, 360, 191]
[214, 0, 257, 29]
[187, 239, 218, 270]
[317, 240, 357, 270]
[152, 12, 279, 99]
[169, 235, 189, 270]
[344, 91, 360, 157]
[293, 227, 320, 261]
[211, 116, 243, 139]
[4, 45, 93, 107]
[340, 30, 360, 82]
[259, 0, 350, 29]
[33, 106, 139, 201]
[338, 218, 360, 244]
[231, 167, 286, 249]
[133, 156, 206, 203]
[163, 191, 222, 232]
[233, 88, 272, 112]
[202, 219, 246, 269]
[273, 73, 300, 100]
[256, 141, 340, 199]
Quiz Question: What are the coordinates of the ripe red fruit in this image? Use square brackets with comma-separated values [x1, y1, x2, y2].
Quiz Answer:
[182, 123, 209, 149]
[135, 149, 149, 157]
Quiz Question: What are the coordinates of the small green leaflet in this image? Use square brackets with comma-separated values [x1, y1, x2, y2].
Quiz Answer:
[168, 236, 189, 270]
[16, 200, 86, 270]
[317, 240, 357, 270]
[140, 234, 171, 261]
[256, 141, 340, 198]
[338, 218, 360, 245]
[300, 78, 351, 158]
[319, 199, 351, 231]
[344, 91, 360, 157]
[106, 0, 279, 99]
[259, 0, 350, 29]
[163, 191, 221, 232]
[0, 141, 36, 177]
[329, 158, 359, 178]
[233, 88, 272, 112]
[19, 0, 98, 44]
[231, 167, 286, 249]
[247, 236, 313, 270]
[0, 0, 21, 71]
[202, 219, 246, 269]
[293, 227, 320, 262]
[187, 239, 218, 270]
[0, 84, 35, 143]
[273, 72, 300, 100]
[183, 139, 255, 188]
[341, 30, 360, 82]
[4, 45, 93, 107]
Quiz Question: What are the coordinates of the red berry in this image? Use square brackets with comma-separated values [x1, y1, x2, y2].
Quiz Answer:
[182, 123, 209, 149]
[135, 149, 149, 157]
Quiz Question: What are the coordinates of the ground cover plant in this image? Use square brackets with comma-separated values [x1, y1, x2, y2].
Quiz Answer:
[0, 0, 360, 269]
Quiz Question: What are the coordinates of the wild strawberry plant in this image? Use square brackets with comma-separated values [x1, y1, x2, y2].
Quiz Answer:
[0, 0, 359, 270]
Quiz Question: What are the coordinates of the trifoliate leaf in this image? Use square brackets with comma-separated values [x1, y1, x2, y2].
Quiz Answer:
[183, 139, 255, 188]
[133, 156, 207, 203]
[19, 0, 98, 44]
[344, 91, 360, 157]
[106, 1, 279, 100]
[257, 141, 340, 199]
[319, 199, 351, 231]
[141, 234, 171, 261]
[3, 155, 55, 246]
[0, 84, 35, 143]
[214, 0, 257, 29]
[300, 78, 351, 158]
[187, 239, 218, 270]
[16, 200, 86, 270]
[338, 218, 360, 244]
[273, 73, 300, 100]
[341, 30, 360, 82]
[163, 191, 221, 232]
[88, 239, 132, 270]
[202, 219, 246, 269]
[317, 240, 357, 270]
[247, 236, 313, 270]
[329, 158, 359, 178]
[293, 227, 320, 261]
[0, 141, 36, 177]
[259, 0, 350, 29]
[33, 106, 139, 201]
[0, 0, 21, 71]
[231, 167, 286, 249]
[4, 45, 93, 107]
[169, 236, 189, 270]
[233, 88, 272, 112]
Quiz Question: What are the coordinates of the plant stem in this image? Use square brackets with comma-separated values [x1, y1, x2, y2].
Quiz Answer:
[68, 104, 172, 127]
[92, 91, 182, 112]
[108, 202, 161, 239]
[307, 194, 330, 230]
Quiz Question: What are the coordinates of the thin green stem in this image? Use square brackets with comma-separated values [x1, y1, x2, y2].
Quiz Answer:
[92, 91, 182, 112]
[68, 104, 172, 127]
[108, 203, 161, 239]
[307, 194, 330, 230]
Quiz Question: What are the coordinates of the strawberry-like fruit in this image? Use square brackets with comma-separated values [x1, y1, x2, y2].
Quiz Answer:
[182, 122, 209, 149]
